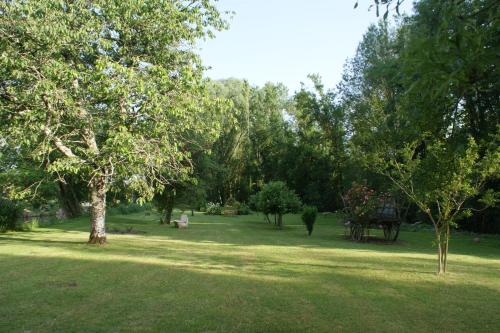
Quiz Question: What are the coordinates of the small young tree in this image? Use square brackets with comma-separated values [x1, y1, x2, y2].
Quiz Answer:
[255, 181, 301, 229]
[301, 205, 318, 236]
[363, 135, 499, 274]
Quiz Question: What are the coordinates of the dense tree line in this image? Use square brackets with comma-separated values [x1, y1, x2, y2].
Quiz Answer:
[1, 0, 498, 257]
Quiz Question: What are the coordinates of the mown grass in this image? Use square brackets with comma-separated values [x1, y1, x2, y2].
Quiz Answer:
[1, 212, 499, 333]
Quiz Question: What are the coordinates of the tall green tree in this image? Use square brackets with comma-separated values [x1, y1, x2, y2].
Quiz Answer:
[342, 0, 500, 273]
[247, 83, 291, 193]
[0, 0, 227, 243]
[207, 79, 251, 203]
[292, 75, 346, 210]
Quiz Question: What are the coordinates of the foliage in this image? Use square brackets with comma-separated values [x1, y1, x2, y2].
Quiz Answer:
[254, 181, 302, 228]
[341, 0, 500, 273]
[248, 193, 261, 211]
[238, 203, 251, 215]
[0, 0, 228, 242]
[343, 182, 379, 221]
[290, 75, 347, 211]
[205, 202, 223, 215]
[362, 135, 499, 273]
[354, 0, 406, 18]
[0, 198, 21, 232]
[222, 197, 240, 215]
[176, 76, 347, 213]
[107, 202, 149, 216]
[0, 143, 60, 208]
[301, 205, 318, 236]
[20, 218, 39, 232]
[205, 80, 292, 205]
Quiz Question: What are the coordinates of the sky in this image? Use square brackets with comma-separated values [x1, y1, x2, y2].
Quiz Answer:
[198, 0, 414, 94]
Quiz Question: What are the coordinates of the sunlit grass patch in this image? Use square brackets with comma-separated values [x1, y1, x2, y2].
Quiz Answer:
[0, 212, 499, 332]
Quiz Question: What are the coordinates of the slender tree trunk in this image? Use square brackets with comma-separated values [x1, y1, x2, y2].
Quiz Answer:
[435, 226, 449, 275]
[277, 214, 283, 229]
[265, 214, 271, 224]
[88, 176, 107, 244]
[437, 232, 443, 274]
[443, 224, 450, 273]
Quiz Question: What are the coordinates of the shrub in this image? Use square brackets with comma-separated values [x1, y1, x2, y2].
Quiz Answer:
[248, 193, 260, 211]
[254, 181, 302, 228]
[223, 198, 240, 215]
[225, 197, 238, 207]
[107, 202, 149, 215]
[238, 203, 250, 215]
[302, 205, 318, 236]
[0, 198, 21, 232]
[344, 182, 378, 221]
[21, 218, 39, 232]
[205, 202, 223, 215]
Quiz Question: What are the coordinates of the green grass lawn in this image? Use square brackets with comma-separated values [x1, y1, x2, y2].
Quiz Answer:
[1, 212, 499, 333]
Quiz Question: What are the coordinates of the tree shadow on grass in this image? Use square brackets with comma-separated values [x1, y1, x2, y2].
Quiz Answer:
[0, 253, 499, 333]
[24, 212, 500, 263]
[0, 236, 85, 246]
[2, 232, 499, 281]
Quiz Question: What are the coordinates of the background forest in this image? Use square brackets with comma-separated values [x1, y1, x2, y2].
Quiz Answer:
[1, 0, 499, 234]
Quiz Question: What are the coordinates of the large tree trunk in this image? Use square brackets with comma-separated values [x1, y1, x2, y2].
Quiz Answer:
[161, 192, 175, 225]
[58, 176, 82, 218]
[88, 176, 107, 244]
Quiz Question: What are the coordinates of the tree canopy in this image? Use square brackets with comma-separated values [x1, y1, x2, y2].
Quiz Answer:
[0, 0, 227, 242]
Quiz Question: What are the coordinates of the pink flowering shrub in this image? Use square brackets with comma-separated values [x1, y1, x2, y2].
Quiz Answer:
[344, 182, 379, 221]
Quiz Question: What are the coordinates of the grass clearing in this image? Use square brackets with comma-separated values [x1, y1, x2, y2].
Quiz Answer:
[1, 212, 499, 332]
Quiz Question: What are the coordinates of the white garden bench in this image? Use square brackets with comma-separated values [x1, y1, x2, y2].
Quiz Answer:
[174, 214, 188, 228]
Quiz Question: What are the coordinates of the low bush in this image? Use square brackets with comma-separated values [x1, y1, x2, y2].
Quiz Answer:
[302, 205, 318, 236]
[238, 203, 251, 215]
[107, 202, 150, 215]
[205, 202, 223, 215]
[21, 218, 39, 232]
[223, 198, 240, 215]
[248, 193, 260, 211]
[0, 198, 21, 232]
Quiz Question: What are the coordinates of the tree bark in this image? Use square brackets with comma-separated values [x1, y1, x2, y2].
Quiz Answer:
[436, 226, 449, 275]
[88, 176, 107, 244]
[437, 233, 443, 274]
[160, 191, 175, 224]
[277, 214, 283, 229]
